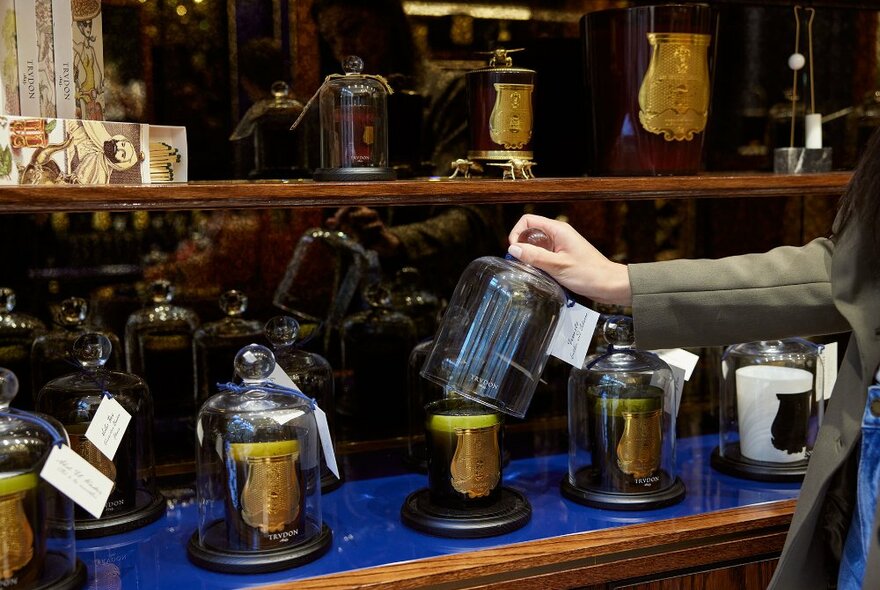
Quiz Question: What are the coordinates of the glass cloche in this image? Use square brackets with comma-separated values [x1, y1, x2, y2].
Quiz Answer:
[194, 290, 263, 404]
[31, 297, 123, 398]
[265, 315, 340, 492]
[563, 316, 685, 510]
[0, 288, 46, 410]
[712, 338, 824, 481]
[187, 344, 332, 573]
[420, 228, 566, 418]
[313, 55, 396, 181]
[124, 280, 199, 464]
[36, 334, 164, 537]
[0, 367, 87, 589]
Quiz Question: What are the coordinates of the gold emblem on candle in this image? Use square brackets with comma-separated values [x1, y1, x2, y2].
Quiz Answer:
[241, 452, 301, 534]
[450, 424, 501, 498]
[69, 432, 117, 485]
[638, 33, 711, 141]
[616, 409, 662, 479]
[489, 83, 533, 149]
[0, 490, 34, 581]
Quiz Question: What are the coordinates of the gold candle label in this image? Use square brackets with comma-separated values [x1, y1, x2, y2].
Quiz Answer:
[0, 490, 34, 581]
[638, 33, 711, 141]
[69, 432, 117, 487]
[489, 83, 533, 149]
[241, 452, 301, 535]
[450, 423, 501, 498]
[616, 409, 662, 479]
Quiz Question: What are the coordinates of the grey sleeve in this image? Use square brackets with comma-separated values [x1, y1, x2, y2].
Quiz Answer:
[628, 237, 849, 349]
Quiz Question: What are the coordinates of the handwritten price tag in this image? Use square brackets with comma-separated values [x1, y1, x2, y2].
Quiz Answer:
[85, 396, 132, 461]
[549, 302, 601, 369]
[40, 444, 114, 518]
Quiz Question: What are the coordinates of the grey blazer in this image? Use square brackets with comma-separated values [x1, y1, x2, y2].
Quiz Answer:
[628, 216, 879, 588]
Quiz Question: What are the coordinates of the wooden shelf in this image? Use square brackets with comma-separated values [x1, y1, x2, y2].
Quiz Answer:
[255, 499, 795, 590]
[0, 172, 851, 213]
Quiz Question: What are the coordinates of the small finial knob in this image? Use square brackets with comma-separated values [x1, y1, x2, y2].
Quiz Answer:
[270, 80, 289, 100]
[342, 55, 364, 75]
[59, 297, 88, 327]
[234, 344, 276, 382]
[0, 288, 16, 312]
[603, 315, 635, 349]
[0, 368, 19, 410]
[149, 280, 174, 304]
[73, 333, 113, 370]
[363, 283, 392, 309]
[517, 227, 554, 252]
[219, 290, 247, 317]
[265, 316, 299, 349]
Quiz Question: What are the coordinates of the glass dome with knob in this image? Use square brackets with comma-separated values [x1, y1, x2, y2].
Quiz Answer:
[187, 344, 332, 574]
[36, 333, 164, 537]
[712, 338, 824, 482]
[0, 287, 46, 411]
[563, 316, 685, 510]
[0, 367, 87, 589]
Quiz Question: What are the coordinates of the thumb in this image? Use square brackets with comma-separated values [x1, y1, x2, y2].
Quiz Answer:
[508, 242, 555, 271]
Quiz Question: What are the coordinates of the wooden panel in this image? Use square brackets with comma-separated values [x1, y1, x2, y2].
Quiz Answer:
[613, 558, 778, 590]
[0, 173, 851, 213]
[251, 500, 795, 590]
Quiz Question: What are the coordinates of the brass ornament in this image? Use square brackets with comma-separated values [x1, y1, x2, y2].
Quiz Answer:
[489, 83, 533, 149]
[450, 424, 501, 498]
[616, 409, 662, 479]
[638, 33, 712, 141]
[0, 491, 34, 581]
[241, 452, 301, 534]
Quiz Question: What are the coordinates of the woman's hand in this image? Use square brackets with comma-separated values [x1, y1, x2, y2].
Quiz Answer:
[508, 214, 632, 306]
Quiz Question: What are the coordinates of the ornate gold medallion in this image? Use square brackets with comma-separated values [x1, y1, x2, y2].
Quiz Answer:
[489, 83, 533, 149]
[616, 409, 662, 479]
[450, 423, 501, 498]
[0, 490, 34, 581]
[638, 32, 711, 141]
[241, 452, 301, 534]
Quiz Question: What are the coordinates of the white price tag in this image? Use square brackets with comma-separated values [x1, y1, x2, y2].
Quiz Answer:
[40, 444, 114, 518]
[652, 348, 700, 419]
[84, 396, 132, 462]
[268, 365, 340, 480]
[549, 302, 601, 369]
[820, 341, 838, 400]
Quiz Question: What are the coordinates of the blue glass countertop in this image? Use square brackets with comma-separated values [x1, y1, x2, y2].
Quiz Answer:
[76, 434, 800, 589]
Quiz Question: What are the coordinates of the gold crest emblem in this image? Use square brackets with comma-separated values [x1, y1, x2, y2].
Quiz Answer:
[450, 424, 501, 498]
[489, 83, 533, 149]
[0, 490, 34, 581]
[638, 33, 711, 141]
[241, 452, 301, 534]
[616, 409, 662, 479]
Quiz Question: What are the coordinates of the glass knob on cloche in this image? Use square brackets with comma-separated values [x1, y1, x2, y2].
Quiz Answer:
[265, 315, 340, 493]
[314, 55, 396, 181]
[31, 296, 124, 397]
[0, 287, 46, 411]
[125, 280, 199, 467]
[563, 316, 686, 510]
[712, 338, 824, 482]
[188, 344, 332, 573]
[421, 227, 566, 418]
[0, 367, 88, 587]
[36, 333, 164, 536]
[194, 289, 262, 404]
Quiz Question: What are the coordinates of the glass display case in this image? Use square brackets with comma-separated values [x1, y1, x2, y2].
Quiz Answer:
[0, 368, 86, 589]
[188, 344, 332, 573]
[0, 288, 45, 411]
[564, 316, 685, 510]
[712, 338, 824, 481]
[36, 333, 164, 537]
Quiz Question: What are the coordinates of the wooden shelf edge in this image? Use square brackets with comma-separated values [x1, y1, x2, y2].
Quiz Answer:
[253, 499, 797, 590]
[0, 173, 851, 213]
